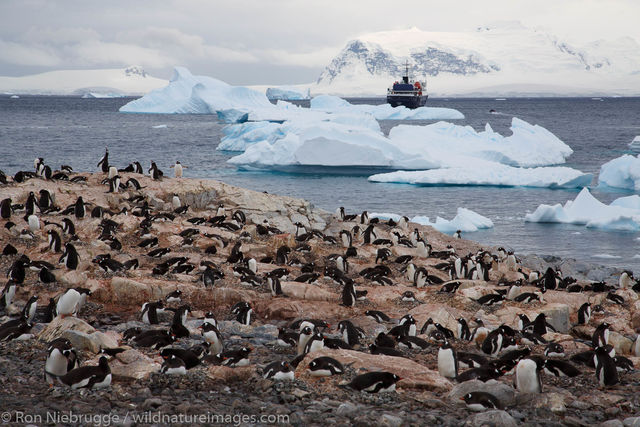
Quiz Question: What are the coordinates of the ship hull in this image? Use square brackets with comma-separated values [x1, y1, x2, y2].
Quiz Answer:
[386, 94, 428, 109]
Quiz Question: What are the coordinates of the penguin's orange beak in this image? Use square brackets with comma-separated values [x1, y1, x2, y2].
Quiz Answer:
[459, 397, 465, 401]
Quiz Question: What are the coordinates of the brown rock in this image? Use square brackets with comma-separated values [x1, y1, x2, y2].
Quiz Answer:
[296, 348, 452, 391]
[39, 316, 96, 342]
[206, 365, 254, 382]
[110, 349, 161, 381]
[280, 281, 337, 301]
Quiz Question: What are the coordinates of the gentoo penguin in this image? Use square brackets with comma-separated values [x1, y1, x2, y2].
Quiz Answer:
[613, 355, 634, 373]
[97, 148, 109, 173]
[297, 326, 314, 355]
[108, 166, 118, 180]
[108, 175, 121, 193]
[577, 302, 592, 325]
[8, 258, 28, 284]
[461, 392, 504, 411]
[619, 270, 635, 289]
[202, 311, 217, 328]
[267, 275, 283, 296]
[160, 348, 199, 369]
[170, 305, 191, 338]
[514, 358, 542, 393]
[437, 341, 458, 379]
[545, 342, 565, 358]
[263, 361, 294, 381]
[453, 230, 462, 239]
[481, 328, 505, 356]
[416, 241, 431, 258]
[1, 281, 17, 309]
[56, 288, 82, 317]
[149, 161, 163, 180]
[141, 301, 163, 324]
[338, 320, 364, 347]
[62, 218, 75, 235]
[365, 310, 391, 323]
[220, 347, 252, 367]
[339, 230, 352, 248]
[0, 198, 11, 219]
[26, 214, 40, 233]
[0, 321, 33, 341]
[475, 293, 505, 306]
[23, 295, 39, 322]
[457, 352, 488, 369]
[457, 318, 472, 341]
[308, 356, 344, 377]
[59, 243, 79, 270]
[172, 194, 181, 210]
[201, 323, 224, 354]
[504, 251, 517, 271]
[543, 359, 580, 378]
[341, 281, 356, 307]
[73, 196, 87, 219]
[55, 356, 111, 389]
[592, 322, 610, 348]
[594, 346, 619, 387]
[45, 338, 78, 384]
[165, 290, 182, 304]
[161, 354, 187, 375]
[345, 372, 400, 393]
[172, 161, 183, 178]
[304, 331, 325, 354]
[47, 229, 62, 252]
[235, 304, 253, 325]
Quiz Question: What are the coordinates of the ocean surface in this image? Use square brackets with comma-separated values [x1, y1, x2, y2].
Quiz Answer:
[1, 95, 640, 271]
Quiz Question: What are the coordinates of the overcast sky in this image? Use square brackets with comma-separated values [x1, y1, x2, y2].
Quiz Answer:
[1, 0, 639, 84]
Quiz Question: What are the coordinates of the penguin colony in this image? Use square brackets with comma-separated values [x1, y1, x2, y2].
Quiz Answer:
[1, 150, 639, 421]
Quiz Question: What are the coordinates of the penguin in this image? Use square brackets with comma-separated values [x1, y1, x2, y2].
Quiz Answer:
[303, 331, 325, 354]
[73, 196, 86, 219]
[297, 326, 314, 355]
[437, 341, 458, 379]
[262, 361, 294, 381]
[165, 290, 182, 304]
[577, 302, 591, 325]
[530, 313, 555, 335]
[453, 230, 462, 239]
[59, 243, 79, 270]
[475, 293, 505, 306]
[345, 372, 400, 393]
[56, 288, 82, 317]
[457, 352, 488, 369]
[613, 356, 634, 373]
[201, 323, 224, 354]
[141, 301, 163, 325]
[338, 320, 364, 347]
[516, 314, 531, 331]
[543, 359, 580, 378]
[170, 306, 191, 338]
[481, 328, 505, 356]
[149, 161, 164, 180]
[457, 318, 472, 341]
[544, 342, 565, 358]
[592, 322, 610, 348]
[8, 258, 28, 284]
[27, 214, 40, 233]
[365, 310, 391, 323]
[514, 358, 542, 393]
[308, 356, 344, 377]
[594, 345, 619, 387]
[202, 311, 217, 327]
[108, 175, 121, 193]
[107, 166, 117, 180]
[97, 148, 109, 173]
[160, 354, 187, 375]
[456, 366, 502, 383]
[1, 281, 17, 309]
[50, 356, 111, 389]
[173, 161, 183, 178]
[0, 198, 11, 219]
[341, 281, 356, 307]
[23, 295, 39, 322]
[619, 270, 635, 289]
[235, 304, 253, 325]
[45, 338, 78, 385]
[0, 320, 33, 341]
[24, 191, 39, 218]
[634, 335, 640, 357]
[461, 392, 504, 411]
[339, 230, 352, 248]
[267, 275, 283, 296]
[132, 330, 175, 349]
[220, 347, 252, 367]
[62, 218, 75, 235]
[47, 229, 62, 252]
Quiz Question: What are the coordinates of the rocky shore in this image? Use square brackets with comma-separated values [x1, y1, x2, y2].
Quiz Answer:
[1, 166, 640, 427]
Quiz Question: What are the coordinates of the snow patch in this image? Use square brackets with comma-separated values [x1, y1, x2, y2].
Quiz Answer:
[371, 208, 493, 234]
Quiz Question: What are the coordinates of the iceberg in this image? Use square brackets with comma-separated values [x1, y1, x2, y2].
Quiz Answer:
[598, 154, 640, 190]
[368, 164, 593, 188]
[310, 95, 464, 120]
[629, 136, 640, 152]
[217, 114, 381, 152]
[388, 119, 573, 168]
[266, 86, 310, 100]
[371, 208, 493, 234]
[525, 187, 640, 231]
[227, 120, 439, 171]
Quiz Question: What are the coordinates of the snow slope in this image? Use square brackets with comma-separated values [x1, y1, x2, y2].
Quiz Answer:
[313, 23, 640, 96]
[0, 66, 166, 96]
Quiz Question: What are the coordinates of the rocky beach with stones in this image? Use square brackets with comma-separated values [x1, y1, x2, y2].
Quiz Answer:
[1, 160, 640, 427]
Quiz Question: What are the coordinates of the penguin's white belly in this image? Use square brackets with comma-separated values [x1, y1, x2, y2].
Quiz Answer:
[271, 371, 294, 381]
[309, 369, 332, 377]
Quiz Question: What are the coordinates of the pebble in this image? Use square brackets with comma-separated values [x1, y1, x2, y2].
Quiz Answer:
[624, 417, 640, 427]
[381, 414, 403, 427]
[600, 420, 624, 427]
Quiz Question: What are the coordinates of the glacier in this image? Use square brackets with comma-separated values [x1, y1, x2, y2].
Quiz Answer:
[525, 187, 640, 231]
[370, 208, 494, 234]
[310, 95, 464, 120]
[598, 154, 640, 191]
[266, 86, 310, 100]
[368, 164, 593, 188]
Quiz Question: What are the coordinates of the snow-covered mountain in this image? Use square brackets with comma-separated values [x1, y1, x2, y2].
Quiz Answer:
[313, 23, 640, 96]
[0, 66, 167, 96]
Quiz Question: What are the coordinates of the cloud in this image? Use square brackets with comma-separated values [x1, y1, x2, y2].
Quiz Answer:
[0, 40, 61, 67]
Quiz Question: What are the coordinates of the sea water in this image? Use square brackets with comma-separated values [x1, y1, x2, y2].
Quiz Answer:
[1, 95, 639, 270]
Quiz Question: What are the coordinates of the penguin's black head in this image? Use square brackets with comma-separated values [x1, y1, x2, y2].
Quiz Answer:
[98, 356, 109, 369]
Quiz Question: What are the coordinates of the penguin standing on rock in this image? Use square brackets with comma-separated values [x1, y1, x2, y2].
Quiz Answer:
[172, 161, 184, 178]
[578, 302, 592, 325]
[437, 341, 458, 379]
[514, 358, 542, 393]
[149, 161, 163, 180]
[97, 148, 109, 173]
[594, 346, 619, 387]
[341, 281, 356, 307]
[59, 243, 79, 270]
[45, 338, 78, 384]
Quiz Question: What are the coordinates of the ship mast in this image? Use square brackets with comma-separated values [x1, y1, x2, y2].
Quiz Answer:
[403, 60, 409, 84]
